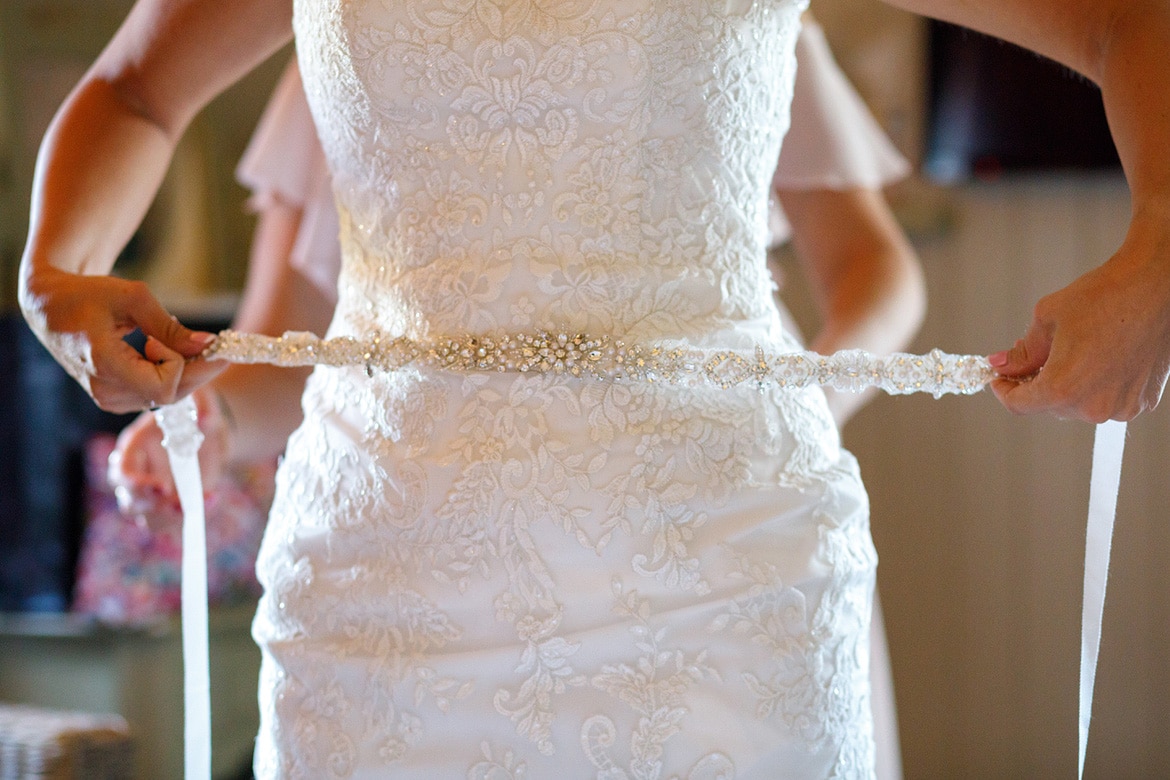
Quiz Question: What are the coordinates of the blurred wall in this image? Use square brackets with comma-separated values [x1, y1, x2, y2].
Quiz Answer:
[848, 179, 1169, 779]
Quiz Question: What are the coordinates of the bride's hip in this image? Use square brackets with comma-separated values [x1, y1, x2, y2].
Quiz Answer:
[288, 362, 846, 491]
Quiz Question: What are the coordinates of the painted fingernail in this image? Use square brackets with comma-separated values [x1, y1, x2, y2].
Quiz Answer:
[988, 351, 1008, 368]
[190, 332, 216, 348]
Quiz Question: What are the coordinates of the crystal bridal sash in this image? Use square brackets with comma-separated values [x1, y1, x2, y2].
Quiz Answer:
[154, 331, 1122, 780]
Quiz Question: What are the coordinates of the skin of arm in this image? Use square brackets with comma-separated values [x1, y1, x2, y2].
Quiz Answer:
[109, 198, 334, 504]
[18, 0, 293, 414]
[778, 186, 926, 426]
[211, 201, 333, 464]
[888, 0, 1170, 421]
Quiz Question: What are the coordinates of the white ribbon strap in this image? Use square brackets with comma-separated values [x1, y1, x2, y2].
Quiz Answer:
[155, 397, 211, 780]
[1079, 419, 1126, 779]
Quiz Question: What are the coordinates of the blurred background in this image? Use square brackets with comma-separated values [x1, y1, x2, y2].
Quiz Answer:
[0, 2, 289, 776]
[0, 0, 1167, 778]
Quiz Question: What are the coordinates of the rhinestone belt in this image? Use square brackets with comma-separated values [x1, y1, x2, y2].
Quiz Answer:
[205, 329, 994, 397]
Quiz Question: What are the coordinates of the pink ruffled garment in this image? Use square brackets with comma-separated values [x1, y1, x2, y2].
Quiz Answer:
[236, 59, 341, 302]
[73, 435, 274, 626]
[769, 21, 910, 245]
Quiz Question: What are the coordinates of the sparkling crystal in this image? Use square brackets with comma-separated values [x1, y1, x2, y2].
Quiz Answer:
[202, 329, 993, 397]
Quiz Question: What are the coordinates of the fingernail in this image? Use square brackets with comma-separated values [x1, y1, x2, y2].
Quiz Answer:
[988, 351, 1008, 368]
[190, 332, 216, 348]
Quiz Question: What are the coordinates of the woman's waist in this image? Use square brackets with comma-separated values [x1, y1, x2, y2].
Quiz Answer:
[287, 361, 843, 501]
[332, 217, 782, 338]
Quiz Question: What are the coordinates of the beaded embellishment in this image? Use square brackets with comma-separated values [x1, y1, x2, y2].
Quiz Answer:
[205, 330, 993, 397]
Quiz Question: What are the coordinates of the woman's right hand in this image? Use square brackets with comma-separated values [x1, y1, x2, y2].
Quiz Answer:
[19, 265, 221, 413]
[107, 385, 233, 531]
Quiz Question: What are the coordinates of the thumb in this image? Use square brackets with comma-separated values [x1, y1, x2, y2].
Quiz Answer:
[123, 283, 216, 358]
[988, 320, 1053, 379]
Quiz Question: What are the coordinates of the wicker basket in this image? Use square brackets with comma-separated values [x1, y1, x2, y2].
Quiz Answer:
[0, 704, 133, 779]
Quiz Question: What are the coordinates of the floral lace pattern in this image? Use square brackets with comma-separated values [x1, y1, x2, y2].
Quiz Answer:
[297, 0, 802, 345]
[253, 0, 877, 777]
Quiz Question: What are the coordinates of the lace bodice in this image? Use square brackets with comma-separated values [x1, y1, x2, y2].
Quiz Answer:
[294, 0, 806, 348]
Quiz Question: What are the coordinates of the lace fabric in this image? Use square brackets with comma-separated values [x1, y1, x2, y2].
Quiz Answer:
[251, 1, 891, 777]
[208, 328, 992, 397]
[297, 0, 805, 345]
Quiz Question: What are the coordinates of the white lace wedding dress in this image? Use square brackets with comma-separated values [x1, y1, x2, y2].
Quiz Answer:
[251, 0, 877, 776]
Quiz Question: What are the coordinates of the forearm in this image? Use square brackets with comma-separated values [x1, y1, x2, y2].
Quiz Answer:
[1098, 3, 1170, 216]
[887, 1, 1170, 211]
[16, 0, 293, 412]
[901, 0, 1170, 418]
[21, 79, 176, 285]
[779, 187, 926, 423]
[211, 200, 334, 463]
[16, 85, 211, 408]
[23, 0, 292, 284]
[213, 363, 310, 464]
[807, 243, 925, 424]
[804, 242, 925, 359]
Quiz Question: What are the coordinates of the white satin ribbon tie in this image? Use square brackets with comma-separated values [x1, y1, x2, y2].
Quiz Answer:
[1079, 420, 1126, 779]
[155, 397, 211, 780]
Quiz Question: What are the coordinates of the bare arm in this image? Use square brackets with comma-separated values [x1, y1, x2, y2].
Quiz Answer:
[889, 0, 1170, 421]
[18, 0, 293, 414]
[215, 199, 333, 463]
[110, 199, 333, 508]
[778, 187, 926, 425]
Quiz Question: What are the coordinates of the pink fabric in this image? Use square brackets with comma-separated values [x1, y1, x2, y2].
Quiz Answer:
[73, 435, 274, 626]
[236, 59, 341, 300]
[769, 22, 910, 246]
[774, 22, 909, 191]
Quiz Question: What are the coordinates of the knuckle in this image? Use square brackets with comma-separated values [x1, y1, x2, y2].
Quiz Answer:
[1119, 397, 1144, 422]
[1142, 387, 1163, 415]
[997, 390, 1031, 416]
[89, 379, 114, 408]
[160, 313, 184, 338]
[1032, 298, 1054, 323]
[1080, 398, 1114, 425]
[124, 279, 152, 304]
[93, 390, 130, 415]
